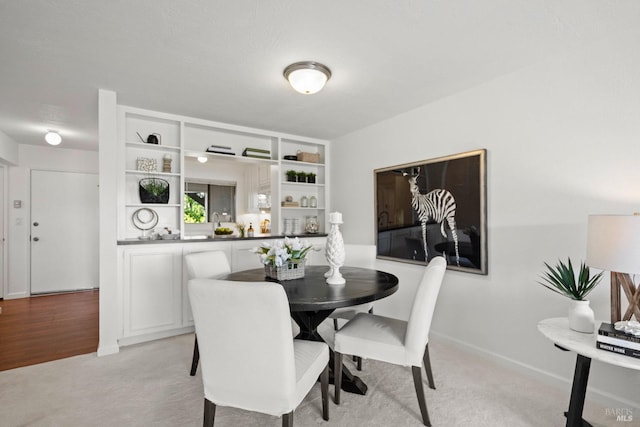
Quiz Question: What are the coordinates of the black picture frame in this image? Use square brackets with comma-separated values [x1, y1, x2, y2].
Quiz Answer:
[374, 149, 487, 275]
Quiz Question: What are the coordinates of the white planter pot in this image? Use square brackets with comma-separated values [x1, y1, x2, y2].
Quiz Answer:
[568, 300, 595, 333]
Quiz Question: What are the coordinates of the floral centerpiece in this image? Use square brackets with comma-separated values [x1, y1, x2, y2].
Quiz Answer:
[253, 237, 313, 280]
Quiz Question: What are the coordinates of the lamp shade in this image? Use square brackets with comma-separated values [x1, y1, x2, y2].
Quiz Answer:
[586, 214, 640, 274]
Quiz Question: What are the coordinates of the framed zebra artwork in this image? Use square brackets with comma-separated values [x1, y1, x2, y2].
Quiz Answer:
[374, 149, 487, 274]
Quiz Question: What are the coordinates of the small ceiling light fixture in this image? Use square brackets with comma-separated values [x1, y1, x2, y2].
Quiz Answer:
[283, 61, 331, 95]
[45, 130, 62, 146]
[197, 156, 208, 163]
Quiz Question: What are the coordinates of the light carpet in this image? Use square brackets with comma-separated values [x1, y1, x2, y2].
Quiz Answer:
[0, 333, 628, 427]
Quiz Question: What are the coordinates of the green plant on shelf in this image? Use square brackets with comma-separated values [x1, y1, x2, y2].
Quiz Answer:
[141, 177, 168, 196]
[286, 170, 297, 182]
[306, 172, 316, 183]
[296, 171, 307, 182]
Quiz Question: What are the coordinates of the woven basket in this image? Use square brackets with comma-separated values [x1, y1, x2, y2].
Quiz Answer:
[264, 261, 305, 281]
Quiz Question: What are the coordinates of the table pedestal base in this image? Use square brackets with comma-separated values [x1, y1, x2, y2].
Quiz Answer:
[291, 310, 368, 395]
[555, 345, 593, 427]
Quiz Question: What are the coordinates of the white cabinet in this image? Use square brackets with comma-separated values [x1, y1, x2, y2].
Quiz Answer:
[257, 163, 271, 189]
[121, 245, 183, 340]
[245, 164, 274, 213]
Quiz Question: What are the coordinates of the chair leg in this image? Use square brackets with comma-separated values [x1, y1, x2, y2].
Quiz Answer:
[320, 364, 329, 421]
[333, 318, 339, 330]
[423, 343, 435, 390]
[203, 398, 215, 427]
[190, 336, 200, 376]
[334, 352, 343, 404]
[282, 411, 293, 427]
[412, 366, 431, 426]
[356, 356, 362, 371]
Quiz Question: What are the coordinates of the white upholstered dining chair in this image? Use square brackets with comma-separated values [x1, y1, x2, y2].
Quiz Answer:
[333, 256, 447, 426]
[188, 279, 330, 427]
[184, 250, 231, 376]
[327, 244, 378, 329]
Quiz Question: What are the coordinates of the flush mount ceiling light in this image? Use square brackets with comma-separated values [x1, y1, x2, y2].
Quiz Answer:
[197, 156, 208, 163]
[45, 130, 62, 146]
[283, 61, 331, 95]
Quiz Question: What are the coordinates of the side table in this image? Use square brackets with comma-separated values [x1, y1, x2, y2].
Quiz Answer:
[538, 317, 640, 427]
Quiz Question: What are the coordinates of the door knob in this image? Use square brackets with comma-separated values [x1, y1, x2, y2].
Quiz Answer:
[33, 222, 39, 227]
[33, 237, 39, 241]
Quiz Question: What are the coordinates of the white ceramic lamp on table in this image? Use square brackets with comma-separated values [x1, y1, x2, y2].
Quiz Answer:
[587, 214, 640, 323]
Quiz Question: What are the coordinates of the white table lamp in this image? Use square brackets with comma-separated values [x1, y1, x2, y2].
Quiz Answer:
[586, 214, 640, 322]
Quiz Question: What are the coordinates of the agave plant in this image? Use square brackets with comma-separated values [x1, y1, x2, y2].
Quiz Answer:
[538, 258, 603, 300]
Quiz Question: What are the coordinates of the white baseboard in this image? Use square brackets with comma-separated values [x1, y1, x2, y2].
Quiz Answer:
[117, 326, 195, 348]
[431, 330, 639, 410]
[97, 343, 120, 357]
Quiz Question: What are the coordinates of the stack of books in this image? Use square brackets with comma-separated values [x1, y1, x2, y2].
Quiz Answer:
[206, 145, 235, 156]
[596, 321, 640, 359]
[242, 147, 271, 159]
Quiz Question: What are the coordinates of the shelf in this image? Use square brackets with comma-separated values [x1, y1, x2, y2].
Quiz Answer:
[281, 207, 325, 210]
[281, 182, 325, 187]
[126, 204, 181, 208]
[125, 170, 180, 177]
[126, 141, 181, 152]
[184, 150, 278, 165]
[281, 159, 325, 167]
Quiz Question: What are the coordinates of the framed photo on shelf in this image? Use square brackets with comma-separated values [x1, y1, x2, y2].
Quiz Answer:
[374, 149, 487, 275]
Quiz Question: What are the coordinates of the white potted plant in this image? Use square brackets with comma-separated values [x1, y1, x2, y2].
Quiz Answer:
[539, 258, 603, 333]
[252, 237, 313, 281]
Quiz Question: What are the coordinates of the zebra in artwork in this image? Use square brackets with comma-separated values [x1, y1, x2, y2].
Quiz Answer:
[408, 172, 460, 266]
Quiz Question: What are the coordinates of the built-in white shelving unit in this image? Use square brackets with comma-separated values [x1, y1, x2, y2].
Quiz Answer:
[117, 105, 330, 239]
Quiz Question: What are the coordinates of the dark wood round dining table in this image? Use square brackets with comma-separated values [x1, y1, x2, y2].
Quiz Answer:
[221, 265, 399, 395]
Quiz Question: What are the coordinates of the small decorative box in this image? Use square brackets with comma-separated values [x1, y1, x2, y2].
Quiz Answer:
[297, 151, 320, 163]
[137, 157, 157, 172]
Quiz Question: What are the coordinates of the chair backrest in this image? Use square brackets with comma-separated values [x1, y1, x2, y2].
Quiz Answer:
[344, 244, 377, 268]
[404, 256, 447, 365]
[188, 279, 297, 416]
[184, 250, 231, 279]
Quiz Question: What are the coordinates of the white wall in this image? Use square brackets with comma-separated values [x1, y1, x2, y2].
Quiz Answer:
[332, 28, 640, 408]
[0, 130, 19, 166]
[5, 144, 98, 298]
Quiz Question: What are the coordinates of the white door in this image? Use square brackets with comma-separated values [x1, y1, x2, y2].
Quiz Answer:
[30, 170, 99, 294]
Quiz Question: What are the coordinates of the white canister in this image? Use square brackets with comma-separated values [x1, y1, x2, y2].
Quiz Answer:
[293, 218, 302, 235]
[283, 218, 293, 235]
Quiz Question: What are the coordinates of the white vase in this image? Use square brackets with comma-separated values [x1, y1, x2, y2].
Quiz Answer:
[325, 213, 346, 285]
[568, 300, 595, 333]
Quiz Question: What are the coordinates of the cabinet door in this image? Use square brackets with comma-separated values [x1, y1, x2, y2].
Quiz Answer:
[122, 246, 183, 338]
[258, 164, 271, 188]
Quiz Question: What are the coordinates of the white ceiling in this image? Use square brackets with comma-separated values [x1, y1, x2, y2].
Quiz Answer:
[0, 1, 638, 151]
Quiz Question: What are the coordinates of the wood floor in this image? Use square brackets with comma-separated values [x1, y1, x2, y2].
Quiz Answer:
[0, 290, 99, 371]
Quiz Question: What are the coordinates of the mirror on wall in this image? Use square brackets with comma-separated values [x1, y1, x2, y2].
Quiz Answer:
[184, 181, 236, 224]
